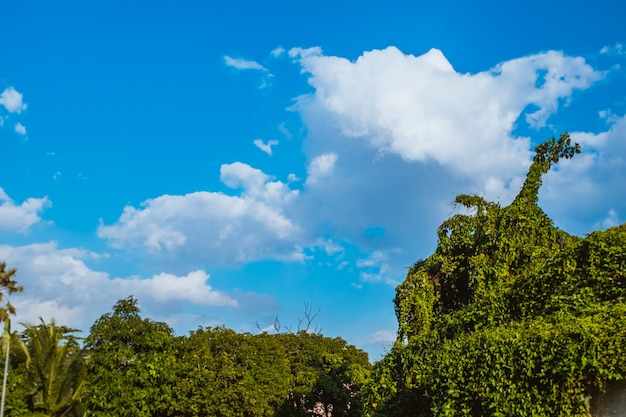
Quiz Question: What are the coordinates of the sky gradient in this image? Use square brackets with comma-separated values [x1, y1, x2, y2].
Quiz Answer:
[1, 0, 625, 359]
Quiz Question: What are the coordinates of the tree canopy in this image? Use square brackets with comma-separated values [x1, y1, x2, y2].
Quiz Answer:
[80, 296, 178, 417]
[79, 297, 371, 417]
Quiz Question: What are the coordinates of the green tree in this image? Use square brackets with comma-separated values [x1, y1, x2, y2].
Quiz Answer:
[171, 326, 291, 417]
[169, 315, 370, 417]
[369, 133, 626, 416]
[275, 332, 371, 417]
[80, 297, 177, 417]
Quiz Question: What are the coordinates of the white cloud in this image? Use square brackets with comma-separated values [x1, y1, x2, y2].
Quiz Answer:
[498, 52, 602, 128]
[0, 87, 27, 113]
[253, 138, 279, 155]
[14, 122, 26, 135]
[219, 162, 298, 205]
[99, 162, 303, 265]
[0, 242, 238, 333]
[224, 55, 268, 71]
[0, 188, 50, 233]
[290, 46, 602, 184]
[113, 270, 237, 307]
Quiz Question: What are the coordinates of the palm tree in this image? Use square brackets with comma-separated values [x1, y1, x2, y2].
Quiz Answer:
[21, 319, 86, 417]
[0, 262, 23, 417]
[1, 319, 32, 417]
[0, 263, 22, 322]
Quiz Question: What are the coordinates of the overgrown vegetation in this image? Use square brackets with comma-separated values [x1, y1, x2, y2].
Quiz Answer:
[366, 133, 626, 416]
[1, 133, 624, 416]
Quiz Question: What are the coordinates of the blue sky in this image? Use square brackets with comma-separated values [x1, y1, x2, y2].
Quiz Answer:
[1, 0, 625, 359]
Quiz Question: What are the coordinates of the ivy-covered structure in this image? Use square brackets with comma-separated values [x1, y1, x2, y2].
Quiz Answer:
[367, 133, 626, 417]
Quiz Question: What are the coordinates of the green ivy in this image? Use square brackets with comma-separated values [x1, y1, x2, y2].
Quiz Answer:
[369, 133, 626, 416]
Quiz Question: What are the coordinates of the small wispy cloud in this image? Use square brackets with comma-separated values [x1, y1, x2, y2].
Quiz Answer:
[224, 55, 275, 89]
[314, 238, 344, 256]
[224, 55, 268, 71]
[278, 122, 292, 139]
[270, 47, 285, 58]
[356, 251, 385, 268]
[356, 251, 398, 286]
[600, 43, 625, 56]
[595, 209, 620, 229]
[366, 329, 396, 345]
[253, 139, 279, 155]
[15, 122, 26, 135]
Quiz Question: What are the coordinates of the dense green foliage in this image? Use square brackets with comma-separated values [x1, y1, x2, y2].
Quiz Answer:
[79, 297, 370, 417]
[2, 297, 370, 417]
[367, 133, 626, 416]
[273, 332, 371, 417]
[171, 326, 370, 417]
[171, 326, 290, 416]
[81, 297, 177, 417]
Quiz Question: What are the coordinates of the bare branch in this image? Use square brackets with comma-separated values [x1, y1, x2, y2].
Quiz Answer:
[273, 315, 281, 334]
[298, 302, 321, 333]
[255, 315, 282, 334]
